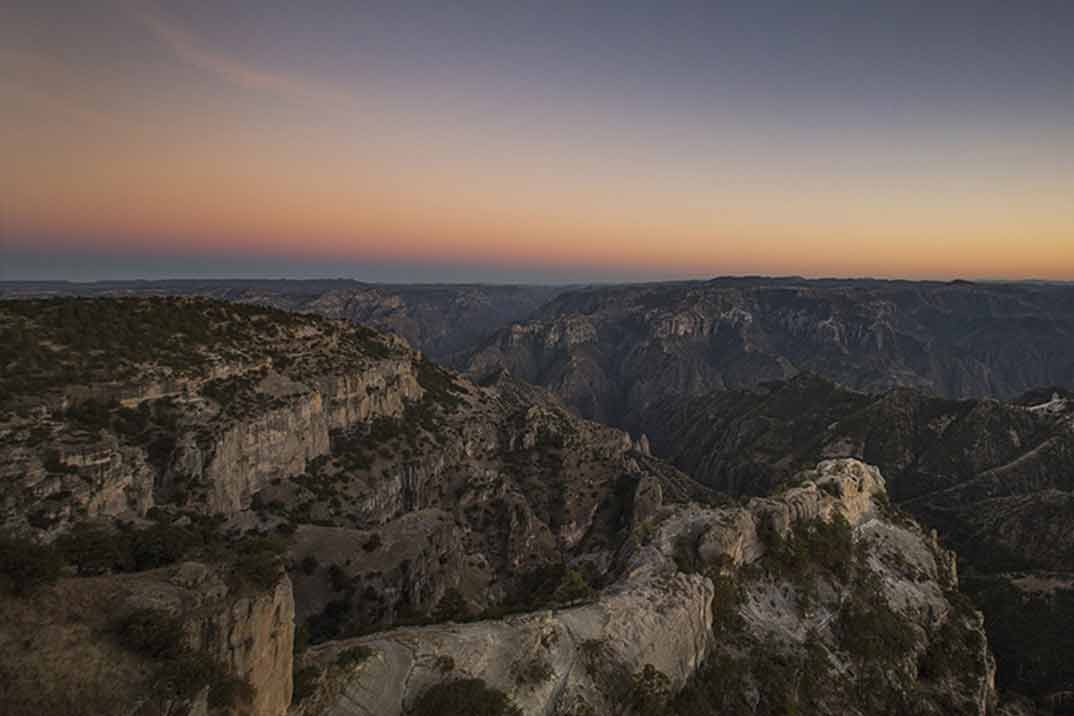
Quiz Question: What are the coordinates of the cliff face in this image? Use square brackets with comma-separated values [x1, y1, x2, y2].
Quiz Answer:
[465, 278, 1074, 427]
[181, 565, 296, 716]
[0, 298, 424, 535]
[296, 460, 995, 716]
[186, 361, 422, 513]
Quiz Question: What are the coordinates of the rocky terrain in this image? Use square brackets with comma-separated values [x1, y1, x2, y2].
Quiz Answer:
[642, 374, 1074, 706]
[0, 297, 1003, 715]
[465, 277, 1074, 427]
[293, 459, 994, 716]
[0, 279, 563, 363]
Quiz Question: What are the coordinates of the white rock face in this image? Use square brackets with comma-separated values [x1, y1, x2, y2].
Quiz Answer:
[180, 361, 423, 513]
[299, 458, 955, 716]
[125, 563, 296, 716]
[306, 572, 713, 716]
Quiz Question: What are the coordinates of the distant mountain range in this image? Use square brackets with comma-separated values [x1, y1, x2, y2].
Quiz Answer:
[0, 279, 564, 362]
[464, 277, 1074, 427]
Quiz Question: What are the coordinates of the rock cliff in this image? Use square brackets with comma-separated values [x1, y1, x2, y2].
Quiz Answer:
[294, 459, 995, 716]
[0, 298, 422, 534]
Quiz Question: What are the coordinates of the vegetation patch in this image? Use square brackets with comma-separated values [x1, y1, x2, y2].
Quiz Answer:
[410, 678, 522, 716]
[0, 533, 62, 596]
[335, 645, 373, 669]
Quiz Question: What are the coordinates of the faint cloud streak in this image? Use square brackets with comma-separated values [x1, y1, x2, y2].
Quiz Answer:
[136, 5, 354, 107]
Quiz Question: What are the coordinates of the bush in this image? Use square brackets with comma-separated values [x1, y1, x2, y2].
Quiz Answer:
[155, 652, 226, 702]
[112, 608, 187, 659]
[0, 534, 62, 595]
[362, 533, 382, 552]
[300, 555, 319, 576]
[306, 597, 353, 644]
[763, 514, 857, 585]
[336, 645, 373, 668]
[56, 526, 130, 575]
[128, 523, 199, 571]
[434, 588, 471, 622]
[628, 664, 672, 716]
[411, 678, 522, 716]
[513, 655, 553, 686]
[553, 569, 593, 605]
[208, 676, 256, 709]
[232, 534, 287, 589]
[837, 596, 916, 662]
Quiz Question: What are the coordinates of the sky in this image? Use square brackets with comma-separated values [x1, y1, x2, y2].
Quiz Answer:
[2, 1, 1073, 283]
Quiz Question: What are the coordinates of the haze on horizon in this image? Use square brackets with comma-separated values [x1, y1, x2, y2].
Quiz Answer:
[3, 1, 1073, 283]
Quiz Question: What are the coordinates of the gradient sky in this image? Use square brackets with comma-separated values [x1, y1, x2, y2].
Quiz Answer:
[3, 1, 1073, 282]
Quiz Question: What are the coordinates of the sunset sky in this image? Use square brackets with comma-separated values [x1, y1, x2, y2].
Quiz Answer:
[3, 1, 1073, 282]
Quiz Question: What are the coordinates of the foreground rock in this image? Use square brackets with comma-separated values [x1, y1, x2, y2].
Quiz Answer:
[0, 561, 293, 716]
[295, 459, 995, 716]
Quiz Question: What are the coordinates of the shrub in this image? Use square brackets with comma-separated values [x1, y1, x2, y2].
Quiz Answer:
[232, 534, 287, 589]
[336, 645, 373, 668]
[327, 563, 351, 592]
[56, 526, 130, 575]
[306, 597, 353, 644]
[300, 555, 319, 576]
[128, 523, 198, 571]
[112, 608, 187, 659]
[410, 678, 522, 716]
[553, 569, 593, 605]
[208, 676, 255, 710]
[628, 664, 672, 716]
[837, 596, 916, 662]
[513, 654, 553, 686]
[434, 588, 471, 622]
[763, 514, 856, 585]
[362, 533, 382, 552]
[0, 534, 62, 596]
[155, 652, 225, 702]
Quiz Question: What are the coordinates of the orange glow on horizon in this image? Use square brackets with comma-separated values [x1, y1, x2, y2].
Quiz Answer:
[3, 5, 1073, 282]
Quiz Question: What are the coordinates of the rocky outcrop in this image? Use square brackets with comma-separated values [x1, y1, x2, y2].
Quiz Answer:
[118, 562, 296, 716]
[295, 459, 996, 716]
[642, 375, 1074, 707]
[192, 362, 422, 513]
[0, 298, 427, 533]
[0, 422, 157, 539]
[179, 565, 296, 716]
